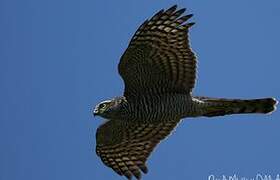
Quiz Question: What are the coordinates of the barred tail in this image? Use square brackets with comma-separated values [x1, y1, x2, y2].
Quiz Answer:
[193, 97, 278, 117]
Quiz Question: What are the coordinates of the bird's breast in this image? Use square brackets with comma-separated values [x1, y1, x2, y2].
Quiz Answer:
[125, 94, 192, 122]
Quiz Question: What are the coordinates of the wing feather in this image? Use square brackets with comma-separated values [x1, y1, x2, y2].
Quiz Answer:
[96, 119, 180, 179]
[118, 5, 196, 99]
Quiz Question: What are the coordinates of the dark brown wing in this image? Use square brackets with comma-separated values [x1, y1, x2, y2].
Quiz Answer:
[118, 5, 196, 99]
[96, 119, 180, 179]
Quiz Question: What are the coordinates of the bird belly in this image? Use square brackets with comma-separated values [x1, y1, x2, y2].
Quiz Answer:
[127, 94, 192, 122]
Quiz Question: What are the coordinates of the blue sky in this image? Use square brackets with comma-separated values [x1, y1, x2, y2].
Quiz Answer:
[0, 0, 280, 180]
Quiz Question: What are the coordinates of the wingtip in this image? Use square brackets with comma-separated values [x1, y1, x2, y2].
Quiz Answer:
[151, 9, 164, 20]
[185, 22, 196, 28]
[124, 172, 132, 180]
[166, 5, 178, 12]
[187, 13, 194, 18]
[139, 164, 148, 174]
[175, 8, 186, 16]
[132, 170, 142, 180]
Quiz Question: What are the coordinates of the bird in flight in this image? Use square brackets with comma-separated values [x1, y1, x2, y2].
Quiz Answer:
[93, 5, 277, 180]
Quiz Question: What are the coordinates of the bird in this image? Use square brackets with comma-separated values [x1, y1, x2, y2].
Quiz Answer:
[93, 5, 278, 180]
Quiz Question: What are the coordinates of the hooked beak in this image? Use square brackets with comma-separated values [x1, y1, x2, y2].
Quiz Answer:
[93, 108, 98, 116]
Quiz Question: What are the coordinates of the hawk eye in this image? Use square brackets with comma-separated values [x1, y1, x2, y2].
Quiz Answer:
[99, 103, 106, 109]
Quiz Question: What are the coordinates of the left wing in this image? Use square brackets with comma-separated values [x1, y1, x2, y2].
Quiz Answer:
[118, 5, 196, 99]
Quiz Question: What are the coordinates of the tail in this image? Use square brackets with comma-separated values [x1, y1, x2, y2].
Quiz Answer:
[192, 96, 278, 117]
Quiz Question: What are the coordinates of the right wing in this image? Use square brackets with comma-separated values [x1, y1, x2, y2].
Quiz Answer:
[96, 119, 180, 179]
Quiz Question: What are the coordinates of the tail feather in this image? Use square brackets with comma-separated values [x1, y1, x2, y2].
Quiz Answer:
[193, 97, 278, 117]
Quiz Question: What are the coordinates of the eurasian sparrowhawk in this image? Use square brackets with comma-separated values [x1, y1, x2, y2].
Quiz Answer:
[93, 5, 278, 179]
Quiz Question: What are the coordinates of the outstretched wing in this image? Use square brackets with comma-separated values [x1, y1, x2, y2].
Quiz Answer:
[96, 119, 180, 179]
[118, 5, 196, 99]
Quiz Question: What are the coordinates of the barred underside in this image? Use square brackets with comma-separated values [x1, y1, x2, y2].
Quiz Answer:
[95, 4, 278, 180]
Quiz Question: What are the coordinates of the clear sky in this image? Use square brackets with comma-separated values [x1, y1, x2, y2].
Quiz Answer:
[0, 0, 280, 180]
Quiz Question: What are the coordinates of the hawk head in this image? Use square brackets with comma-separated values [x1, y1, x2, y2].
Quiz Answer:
[93, 96, 127, 119]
